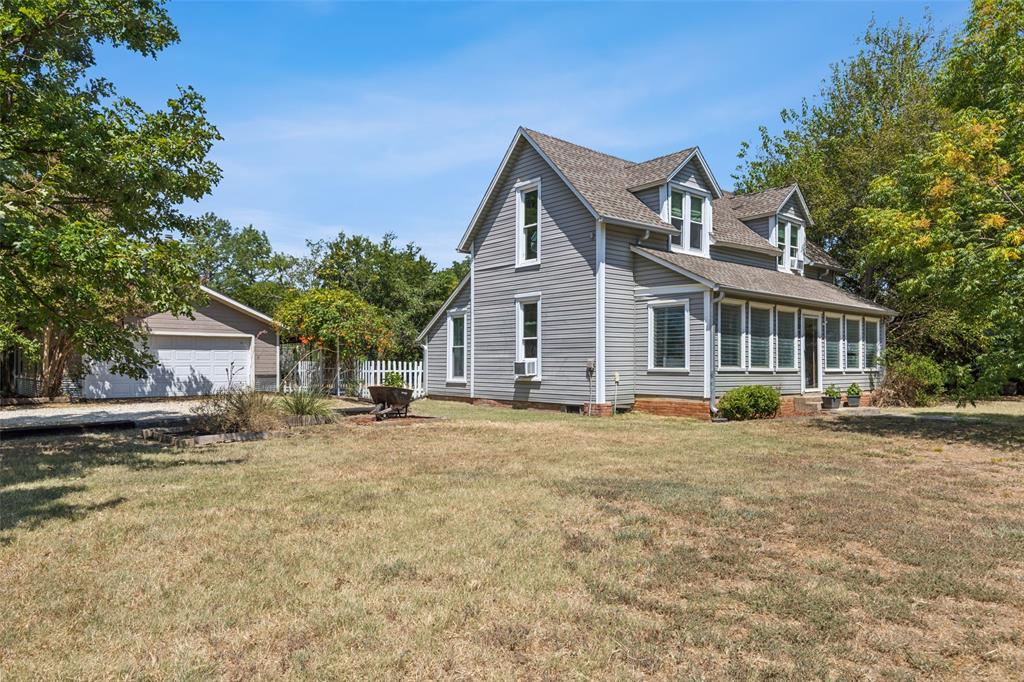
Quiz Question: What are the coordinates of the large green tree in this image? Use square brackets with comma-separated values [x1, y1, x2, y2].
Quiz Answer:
[858, 0, 1024, 398]
[310, 232, 469, 357]
[734, 15, 947, 297]
[184, 213, 305, 315]
[274, 288, 395, 362]
[1, 0, 221, 395]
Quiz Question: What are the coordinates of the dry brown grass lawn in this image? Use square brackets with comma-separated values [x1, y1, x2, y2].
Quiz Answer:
[2, 399, 1023, 679]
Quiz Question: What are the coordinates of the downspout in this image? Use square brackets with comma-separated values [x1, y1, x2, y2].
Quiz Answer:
[708, 288, 726, 415]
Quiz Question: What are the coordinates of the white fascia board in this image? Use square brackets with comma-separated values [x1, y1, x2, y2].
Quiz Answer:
[718, 285, 895, 317]
[415, 274, 471, 342]
[629, 246, 720, 290]
[457, 128, 601, 253]
[200, 286, 277, 325]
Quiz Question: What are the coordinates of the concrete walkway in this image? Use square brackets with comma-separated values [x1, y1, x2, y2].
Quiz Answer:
[0, 400, 202, 430]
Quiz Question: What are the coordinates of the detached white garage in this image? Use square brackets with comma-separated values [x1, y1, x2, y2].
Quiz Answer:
[81, 287, 279, 399]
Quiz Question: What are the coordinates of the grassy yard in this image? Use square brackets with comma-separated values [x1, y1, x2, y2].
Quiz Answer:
[2, 399, 1023, 679]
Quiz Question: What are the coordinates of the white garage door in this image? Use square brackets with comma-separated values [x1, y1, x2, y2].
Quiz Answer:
[82, 335, 252, 399]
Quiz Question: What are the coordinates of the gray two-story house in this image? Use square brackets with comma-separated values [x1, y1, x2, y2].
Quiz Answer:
[417, 128, 894, 417]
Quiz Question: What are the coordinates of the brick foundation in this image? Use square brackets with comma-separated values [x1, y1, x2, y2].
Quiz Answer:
[633, 397, 711, 420]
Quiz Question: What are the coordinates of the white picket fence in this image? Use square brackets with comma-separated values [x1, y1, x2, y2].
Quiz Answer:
[356, 360, 424, 399]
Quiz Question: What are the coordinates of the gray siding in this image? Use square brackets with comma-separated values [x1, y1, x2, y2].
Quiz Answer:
[471, 139, 597, 405]
[633, 257, 707, 398]
[633, 186, 662, 214]
[743, 216, 772, 241]
[604, 227, 637, 405]
[780, 193, 810, 223]
[424, 283, 472, 398]
[804, 265, 835, 283]
[669, 157, 713, 193]
[710, 245, 777, 269]
[145, 299, 277, 381]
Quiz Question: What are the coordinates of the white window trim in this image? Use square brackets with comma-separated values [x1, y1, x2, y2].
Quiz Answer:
[717, 299, 745, 371]
[747, 302, 774, 372]
[845, 315, 863, 372]
[863, 317, 881, 370]
[772, 218, 805, 274]
[515, 293, 541, 380]
[666, 184, 712, 258]
[775, 305, 799, 371]
[515, 179, 541, 268]
[647, 299, 690, 373]
[824, 314, 843, 372]
[446, 310, 467, 384]
[800, 311, 823, 394]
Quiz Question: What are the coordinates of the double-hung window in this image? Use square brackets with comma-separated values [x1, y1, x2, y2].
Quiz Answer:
[825, 315, 842, 371]
[776, 309, 797, 370]
[719, 302, 744, 369]
[448, 312, 466, 382]
[846, 317, 862, 370]
[516, 180, 540, 266]
[515, 294, 540, 376]
[864, 320, 880, 369]
[648, 301, 688, 370]
[749, 305, 773, 370]
[669, 189, 708, 255]
[775, 220, 804, 271]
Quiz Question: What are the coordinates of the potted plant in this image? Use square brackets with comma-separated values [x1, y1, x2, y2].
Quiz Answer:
[822, 384, 842, 409]
[846, 382, 862, 407]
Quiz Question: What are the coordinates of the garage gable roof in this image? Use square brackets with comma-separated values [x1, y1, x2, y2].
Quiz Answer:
[200, 286, 277, 325]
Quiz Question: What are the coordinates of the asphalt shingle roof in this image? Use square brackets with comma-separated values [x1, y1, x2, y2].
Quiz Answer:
[725, 185, 800, 221]
[519, 129, 843, 269]
[633, 246, 893, 315]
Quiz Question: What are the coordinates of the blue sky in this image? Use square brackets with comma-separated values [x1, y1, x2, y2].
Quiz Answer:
[98, 1, 969, 265]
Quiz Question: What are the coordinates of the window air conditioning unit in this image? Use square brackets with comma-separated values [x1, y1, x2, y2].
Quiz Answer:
[514, 359, 538, 376]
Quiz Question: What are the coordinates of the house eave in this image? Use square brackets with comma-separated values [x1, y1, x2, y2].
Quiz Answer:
[415, 274, 471, 343]
[200, 286, 278, 326]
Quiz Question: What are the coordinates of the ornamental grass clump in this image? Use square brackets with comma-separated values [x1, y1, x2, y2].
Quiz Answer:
[192, 387, 283, 433]
[717, 385, 781, 421]
[280, 389, 333, 418]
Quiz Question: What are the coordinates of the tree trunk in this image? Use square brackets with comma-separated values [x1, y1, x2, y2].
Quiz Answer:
[40, 326, 73, 398]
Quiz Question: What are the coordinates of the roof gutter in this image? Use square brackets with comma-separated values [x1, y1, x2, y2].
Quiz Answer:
[718, 286, 895, 317]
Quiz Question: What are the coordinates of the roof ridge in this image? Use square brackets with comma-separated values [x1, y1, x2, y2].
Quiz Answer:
[522, 128, 635, 166]
[632, 145, 696, 168]
[732, 182, 798, 198]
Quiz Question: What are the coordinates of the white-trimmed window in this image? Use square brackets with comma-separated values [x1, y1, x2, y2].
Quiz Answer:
[846, 317, 862, 370]
[515, 180, 541, 267]
[515, 294, 540, 372]
[825, 315, 842, 370]
[668, 188, 710, 256]
[774, 220, 804, 272]
[749, 304, 773, 370]
[447, 312, 466, 382]
[776, 309, 797, 370]
[864, 319, 880, 369]
[648, 300, 689, 370]
[718, 301, 744, 369]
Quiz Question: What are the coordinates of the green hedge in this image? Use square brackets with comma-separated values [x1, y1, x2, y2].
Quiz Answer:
[717, 385, 781, 421]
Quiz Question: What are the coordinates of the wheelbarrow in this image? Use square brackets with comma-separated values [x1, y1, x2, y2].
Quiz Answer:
[368, 385, 413, 420]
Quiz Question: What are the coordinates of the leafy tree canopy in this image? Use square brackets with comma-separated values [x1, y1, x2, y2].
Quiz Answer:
[858, 0, 1024, 398]
[1, 0, 221, 393]
[734, 14, 947, 297]
[183, 213, 307, 315]
[275, 288, 395, 362]
[310, 232, 469, 356]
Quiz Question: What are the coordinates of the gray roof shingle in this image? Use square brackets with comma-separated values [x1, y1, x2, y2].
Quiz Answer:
[725, 185, 800, 221]
[519, 129, 844, 269]
[633, 246, 893, 314]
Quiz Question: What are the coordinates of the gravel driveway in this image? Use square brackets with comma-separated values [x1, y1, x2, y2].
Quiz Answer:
[0, 400, 203, 430]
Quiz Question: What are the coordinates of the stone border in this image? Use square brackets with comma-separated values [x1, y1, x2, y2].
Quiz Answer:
[140, 426, 274, 447]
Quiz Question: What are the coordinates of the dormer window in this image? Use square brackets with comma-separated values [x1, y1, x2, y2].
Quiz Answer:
[667, 187, 710, 257]
[775, 220, 804, 272]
